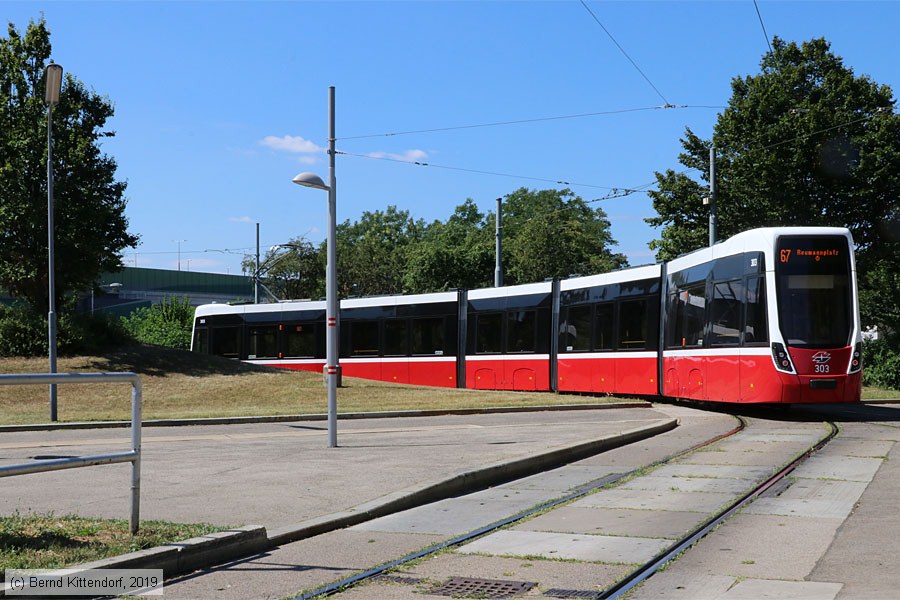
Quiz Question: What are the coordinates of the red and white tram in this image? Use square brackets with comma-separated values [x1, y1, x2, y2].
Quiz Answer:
[191, 226, 862, 404]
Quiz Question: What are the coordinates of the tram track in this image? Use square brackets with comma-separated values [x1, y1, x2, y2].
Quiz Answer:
[296, 413, 838, 600]
[296, 416, 748, 599]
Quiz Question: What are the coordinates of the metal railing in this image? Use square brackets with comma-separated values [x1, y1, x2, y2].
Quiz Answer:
[0, 372, 142, 533]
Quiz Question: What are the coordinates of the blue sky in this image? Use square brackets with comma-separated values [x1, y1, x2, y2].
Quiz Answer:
[5, 1, 900, 275]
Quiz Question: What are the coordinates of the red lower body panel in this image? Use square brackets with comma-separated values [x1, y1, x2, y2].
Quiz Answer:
[465, 355, 551, 391]
[557, 353, 658, 395]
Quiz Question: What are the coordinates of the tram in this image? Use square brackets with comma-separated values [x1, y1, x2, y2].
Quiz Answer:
[191, 226, 862, 404]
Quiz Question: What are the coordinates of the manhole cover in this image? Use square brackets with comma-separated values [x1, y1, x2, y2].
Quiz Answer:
[430, 577, 536, 599]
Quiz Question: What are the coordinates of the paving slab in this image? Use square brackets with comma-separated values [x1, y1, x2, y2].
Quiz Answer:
[632, 572, 737, 599]
[810, 424, 900, 599]
[656, 513, 842, 580]
[571, 487, 735, 513]
[720, 578, 842, 600]
[162, 529, 444, 600]
[339, 553, 630, 599]
[821, 438, 894, 458]
[514, 506, 704, 538]
[622, 474, 756, 494]
[456, 529, 671, 563]
[790, 454, 883, 482]
[647, 463, 774, 480]
[679, 443, 816, 467]
[349, 491, 550, 536]
[495, 464, 622, 492]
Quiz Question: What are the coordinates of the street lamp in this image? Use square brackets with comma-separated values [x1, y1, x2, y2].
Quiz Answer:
[292, 86, 338, 448]
[45, 62, 63, 422]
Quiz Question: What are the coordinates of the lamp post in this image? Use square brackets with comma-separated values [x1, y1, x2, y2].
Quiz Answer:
[292, 86, 338, 448]
[45, 62, 63, 422]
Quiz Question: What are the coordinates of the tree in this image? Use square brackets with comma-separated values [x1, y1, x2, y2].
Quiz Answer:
[335, 205, 424, 297]
[403, 199, 495, 293]
[647, 37, 900, 331]
[242, 238, 324, 301]
[0, 19, 138, 313]
[501, 188, 627, 284]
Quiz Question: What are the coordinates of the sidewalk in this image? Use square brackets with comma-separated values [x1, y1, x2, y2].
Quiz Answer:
[0, 404, 676, 587]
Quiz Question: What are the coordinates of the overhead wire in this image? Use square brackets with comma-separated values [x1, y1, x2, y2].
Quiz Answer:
[335, 105, 712, 141]
[578, 0, 672, 107]
[752, 0, 774, 55]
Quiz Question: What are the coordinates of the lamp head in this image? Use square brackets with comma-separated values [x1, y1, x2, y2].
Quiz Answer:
[45, 63, 63, 106]
[292, 172, 329, 191]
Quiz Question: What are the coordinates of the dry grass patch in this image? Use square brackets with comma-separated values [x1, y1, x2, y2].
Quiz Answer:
[0, 346, 621, 425]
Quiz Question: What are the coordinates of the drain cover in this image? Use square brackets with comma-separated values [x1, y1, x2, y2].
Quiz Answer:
[430, 577, 536, 599]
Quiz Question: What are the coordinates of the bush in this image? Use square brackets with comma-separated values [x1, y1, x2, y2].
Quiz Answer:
[121, 297, 194, 350]
[0, 305, 48, 356]
[862, 335, 900, 391]
[0, 305, 131, 356]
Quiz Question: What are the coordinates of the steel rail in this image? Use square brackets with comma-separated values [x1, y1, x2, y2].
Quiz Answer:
[596, 419, 840, 600]
[296, 416, 748, 599]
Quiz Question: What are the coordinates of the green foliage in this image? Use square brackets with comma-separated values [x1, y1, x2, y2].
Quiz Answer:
[647, 37, 900, 330]
[0, 19, 138, 314]
[336, 205, 425, 296]
[243, 238, 324, 301]
[242, 189, 627, 298]
[862, 335, 900, 391]
[121, 297, 194, 350]
[0, 304, 128, 356]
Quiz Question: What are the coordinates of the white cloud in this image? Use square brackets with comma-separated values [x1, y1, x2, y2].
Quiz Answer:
[367, 149, 428, 163]
[260, 135, 323, 154]
[228, 216, 255, 223]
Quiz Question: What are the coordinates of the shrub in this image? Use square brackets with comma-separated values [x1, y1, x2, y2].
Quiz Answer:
[862, 335, 900, 391]
[0, 305, 130, 356]
[121, 297, 194, 350]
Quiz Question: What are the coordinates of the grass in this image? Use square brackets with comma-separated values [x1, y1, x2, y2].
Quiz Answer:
[0, 345, 624, 425]
[0, 513, 226, 573]
[862, 385, 900, 400]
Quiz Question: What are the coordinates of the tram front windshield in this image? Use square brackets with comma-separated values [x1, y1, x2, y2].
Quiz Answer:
[775, 235, 852, 348]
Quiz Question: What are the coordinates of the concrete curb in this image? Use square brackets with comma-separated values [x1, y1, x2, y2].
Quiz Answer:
[0, 415, 675, 591]
[0, 402, 651, 433]
[267, 417, 678, 546]
[0, 526, 268, 597]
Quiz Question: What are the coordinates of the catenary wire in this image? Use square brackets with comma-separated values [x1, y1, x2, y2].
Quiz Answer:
[753, 0, 774, 55]
[336, 105, 717, 141]
[578, 0, 672, 106]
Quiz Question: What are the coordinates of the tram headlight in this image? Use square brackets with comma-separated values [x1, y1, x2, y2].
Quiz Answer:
[772, 342, 795, 374]
[848, 342, 863, 374]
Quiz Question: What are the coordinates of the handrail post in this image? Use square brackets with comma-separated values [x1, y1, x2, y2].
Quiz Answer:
[130, 377, 142, 534]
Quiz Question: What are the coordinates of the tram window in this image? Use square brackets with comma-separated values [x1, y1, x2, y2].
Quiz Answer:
[476, 313, 503, 354]
[248, 326, 278, 359]
[618, 299, 648, 349]
[507, 310, 536, 353]
[561, 306, 591, 352]
[709, 280, 742, 347]
[285, 324, 316, 358]
[665, 293, 681, 349]
[385, 319, 408, 356]
[744, 276, 768, 345]
[667, 283, 706, 348]
[350, 321, 379, 356]
[211, 326, 240, 358]
[193, 327, 209, 354]
[595, 303, 614, 350]
[411, 317, 444, 355]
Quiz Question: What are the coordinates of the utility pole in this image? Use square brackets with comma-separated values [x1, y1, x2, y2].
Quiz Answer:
[495, 197, 503, 287]
[709, 145, 717, 247]
[254, 222, 260, 304]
